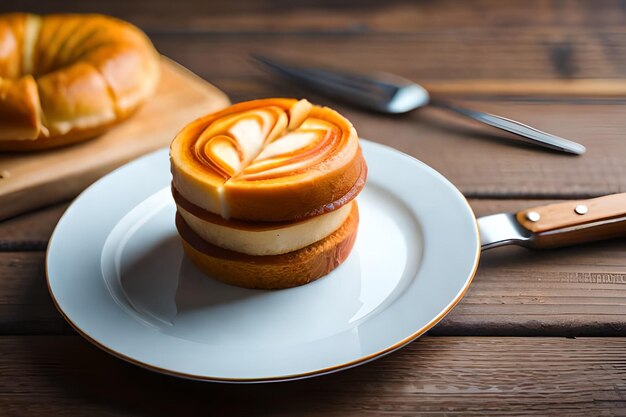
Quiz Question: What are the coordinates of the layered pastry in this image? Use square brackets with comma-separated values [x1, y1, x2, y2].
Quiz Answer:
[0, 13, 160, 151]
[171, 98, 367, 289]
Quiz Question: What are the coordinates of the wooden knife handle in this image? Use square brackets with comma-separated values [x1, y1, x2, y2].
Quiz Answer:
[516, 193, 626, 248]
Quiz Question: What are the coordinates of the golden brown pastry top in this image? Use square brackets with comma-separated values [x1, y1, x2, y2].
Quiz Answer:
[0, 13, 159, 145]
[170, 98, 367, 222]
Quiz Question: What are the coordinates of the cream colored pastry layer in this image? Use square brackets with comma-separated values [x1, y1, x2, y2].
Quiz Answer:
[177, 201, 354, 256]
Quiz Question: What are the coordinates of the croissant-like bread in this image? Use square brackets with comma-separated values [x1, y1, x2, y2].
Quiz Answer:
[171, 98, 367, 289]
[0, 13, 160, 150]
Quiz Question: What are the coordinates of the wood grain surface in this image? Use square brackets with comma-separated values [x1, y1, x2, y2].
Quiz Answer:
[1, 0, 626, 415]
[1, 200, 625, 338]
[1, 335, 626, 416]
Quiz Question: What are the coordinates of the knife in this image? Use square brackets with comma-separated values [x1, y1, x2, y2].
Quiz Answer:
[479, 193, 626, 250]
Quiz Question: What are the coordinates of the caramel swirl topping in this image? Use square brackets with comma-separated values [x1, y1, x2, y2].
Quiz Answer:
[191, 99, 342, 181]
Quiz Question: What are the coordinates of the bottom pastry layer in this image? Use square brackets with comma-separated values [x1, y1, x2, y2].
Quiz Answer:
[176, 202, 359, 289]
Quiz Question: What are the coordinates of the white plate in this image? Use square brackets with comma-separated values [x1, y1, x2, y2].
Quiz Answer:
[47, 139, 480, 382]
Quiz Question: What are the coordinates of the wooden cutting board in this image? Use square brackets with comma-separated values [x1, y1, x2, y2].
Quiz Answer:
[0, 57, 230, 221]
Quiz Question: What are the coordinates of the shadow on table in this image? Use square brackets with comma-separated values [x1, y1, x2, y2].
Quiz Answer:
[432, 239, 626, 337]
[20, 332, 432, 416]
[413, 106, 575, 155]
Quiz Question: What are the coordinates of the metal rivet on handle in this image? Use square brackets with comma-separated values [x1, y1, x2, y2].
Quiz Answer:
[575, 204, 588, 215]
[526, 211, 541, 222]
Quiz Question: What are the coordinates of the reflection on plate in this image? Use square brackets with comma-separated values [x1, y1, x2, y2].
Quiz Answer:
[102, 184, 421, 347]
[47, 139, 479, 382]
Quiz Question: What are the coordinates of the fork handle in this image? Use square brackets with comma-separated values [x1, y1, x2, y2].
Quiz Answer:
[430, 99, 586, 155]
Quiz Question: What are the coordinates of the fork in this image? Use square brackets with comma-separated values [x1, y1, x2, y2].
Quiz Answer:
[251, 54, 586, 155]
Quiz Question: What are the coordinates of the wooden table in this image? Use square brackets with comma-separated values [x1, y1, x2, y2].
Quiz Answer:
[2, 1, 626, 415]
